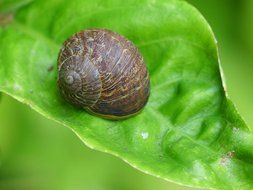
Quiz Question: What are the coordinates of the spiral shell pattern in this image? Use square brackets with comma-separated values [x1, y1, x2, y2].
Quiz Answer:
[58, 29, 150, 119]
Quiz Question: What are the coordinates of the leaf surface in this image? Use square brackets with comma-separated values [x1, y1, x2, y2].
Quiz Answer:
[0, 0, 253, 189]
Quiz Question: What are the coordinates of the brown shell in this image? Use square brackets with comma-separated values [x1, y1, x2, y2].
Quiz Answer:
[57, 28, 150, 119]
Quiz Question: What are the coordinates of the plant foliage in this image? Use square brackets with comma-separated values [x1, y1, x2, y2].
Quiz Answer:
[0, 0, 253, 189]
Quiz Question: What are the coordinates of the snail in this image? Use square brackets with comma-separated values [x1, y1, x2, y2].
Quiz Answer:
[57, 28, 150, 120]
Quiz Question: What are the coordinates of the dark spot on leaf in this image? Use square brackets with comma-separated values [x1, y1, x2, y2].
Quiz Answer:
[220, 151, 236, 166]
[0, 13, 13, 27]
[47, 65, 54, 72]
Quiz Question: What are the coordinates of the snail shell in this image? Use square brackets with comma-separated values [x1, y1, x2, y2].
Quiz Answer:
[57, 29, 150, 120]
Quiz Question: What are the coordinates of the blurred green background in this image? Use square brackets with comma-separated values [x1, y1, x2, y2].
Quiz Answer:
[0, 1, 252, 190]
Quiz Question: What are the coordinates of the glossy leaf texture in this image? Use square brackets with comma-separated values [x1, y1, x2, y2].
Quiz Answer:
[0, 0, 253, 189]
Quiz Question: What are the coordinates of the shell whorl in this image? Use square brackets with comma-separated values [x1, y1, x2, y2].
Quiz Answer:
[58, 34, 102, 108]
[57, 29, 150, 119]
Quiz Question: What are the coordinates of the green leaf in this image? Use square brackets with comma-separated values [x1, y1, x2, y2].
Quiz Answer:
[0, 0, 33, 13]
[0, 0, 253, 189]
